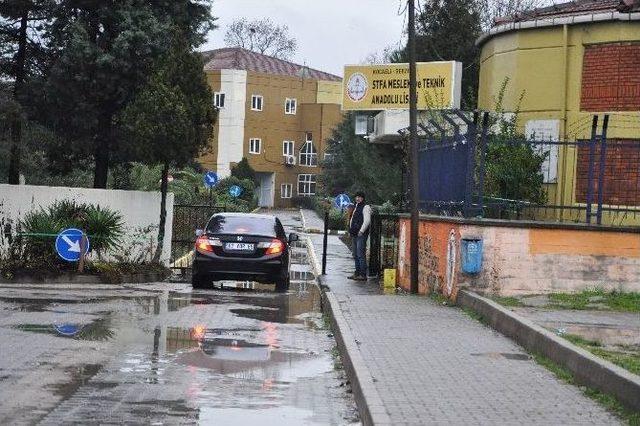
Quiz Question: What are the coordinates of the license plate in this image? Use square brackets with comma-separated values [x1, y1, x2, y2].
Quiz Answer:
[225, 243, 255, 251]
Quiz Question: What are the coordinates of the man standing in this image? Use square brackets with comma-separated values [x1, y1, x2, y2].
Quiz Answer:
[348, 191, 371, 281]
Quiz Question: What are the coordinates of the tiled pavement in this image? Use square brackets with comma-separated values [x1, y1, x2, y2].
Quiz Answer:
[298, 208, 622, 425]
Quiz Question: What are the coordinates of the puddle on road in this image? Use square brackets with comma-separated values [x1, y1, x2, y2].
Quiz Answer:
[13, 318, 115, 341]
[50, 364, 103, 399]
[199, 405, 327, 426]
[4, 237, 359, 425]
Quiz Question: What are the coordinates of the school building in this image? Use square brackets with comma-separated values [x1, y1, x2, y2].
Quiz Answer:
[477, 0, 640, 223]
[199, 47, 343, 208]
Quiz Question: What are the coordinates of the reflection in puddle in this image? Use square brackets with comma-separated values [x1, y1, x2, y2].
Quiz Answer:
[51, 364, 103, 399]
[13, 318, 115, 341]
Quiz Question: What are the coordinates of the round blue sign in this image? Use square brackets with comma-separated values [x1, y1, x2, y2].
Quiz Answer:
[55, 228, 90, 262]
[203, 171, 219, 189]
[229, 185, 243, 198]
[334, 193, 352, 209]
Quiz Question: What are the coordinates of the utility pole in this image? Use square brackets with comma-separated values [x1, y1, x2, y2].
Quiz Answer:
[408, 0, 420, 294]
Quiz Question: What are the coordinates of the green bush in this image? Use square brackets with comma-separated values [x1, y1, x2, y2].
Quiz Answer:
[213, 176, 256, 211]
[19, 200, 124, 263]
[328, 209, 346, 231]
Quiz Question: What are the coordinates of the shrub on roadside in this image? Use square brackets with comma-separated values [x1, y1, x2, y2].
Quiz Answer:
[0, 200, 125, 277]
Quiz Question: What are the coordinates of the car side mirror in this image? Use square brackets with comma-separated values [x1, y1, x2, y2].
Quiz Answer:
[288, 233, 299, 244]
[195, 229, 204, 237]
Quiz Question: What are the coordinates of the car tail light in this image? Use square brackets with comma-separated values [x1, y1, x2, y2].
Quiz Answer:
[196, 236, 221, 253]
[262, 239, 284, 255]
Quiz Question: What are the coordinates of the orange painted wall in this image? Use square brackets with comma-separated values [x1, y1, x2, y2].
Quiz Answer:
[397, 217, 640, 298]
[397, 219, 461, 297]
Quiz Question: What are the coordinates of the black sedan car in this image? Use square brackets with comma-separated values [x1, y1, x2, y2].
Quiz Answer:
[191, 213, 299, 291]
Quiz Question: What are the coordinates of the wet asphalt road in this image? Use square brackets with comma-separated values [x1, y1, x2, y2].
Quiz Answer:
[0, 210, 359, 425]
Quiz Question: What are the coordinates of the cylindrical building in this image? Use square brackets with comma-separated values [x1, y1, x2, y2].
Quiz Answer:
[477, 0, 640, 224]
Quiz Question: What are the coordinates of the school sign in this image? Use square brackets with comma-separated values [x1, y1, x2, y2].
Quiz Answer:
[342, 61, 462, 111]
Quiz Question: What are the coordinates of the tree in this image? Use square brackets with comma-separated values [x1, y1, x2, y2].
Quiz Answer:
[0, 0, 53, 184]
[41, 0, 215, 189]
[231, 157, 256, 183]
[389, 0, 553, 109]
[321, 114, 404, 205]
[224, 18, 297, 60]
[394, 0, 483, 109]
[477, 0, 553, 29]
[122, 31, 214, 261]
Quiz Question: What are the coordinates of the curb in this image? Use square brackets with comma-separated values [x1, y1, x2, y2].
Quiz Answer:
[0, 272, 168, 285]
[304, 236, 322, 277]
[321, 288, 392, 426]
[457, 290, 640, 412]
[307, 232, 391, 425]
[299, 208, 308, 232]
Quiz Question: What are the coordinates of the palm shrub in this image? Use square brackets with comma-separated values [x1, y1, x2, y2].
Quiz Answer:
[19, 200, 124, 263]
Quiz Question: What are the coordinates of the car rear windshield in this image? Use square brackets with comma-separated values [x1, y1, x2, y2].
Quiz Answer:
[206, 215, 277, 237]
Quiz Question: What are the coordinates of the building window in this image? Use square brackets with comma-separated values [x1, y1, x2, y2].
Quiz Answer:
[323, 153, 334, 163]
[297, 174, 316, 196]
[249, 138, 261, 154]
[281, 184, 293, 199]
[299, 134, 318, 167]
[283, 140, 295, 157]
[214, 92, 225, 108]
[285, 98, 297, 115]
[251, 95, 263, 111]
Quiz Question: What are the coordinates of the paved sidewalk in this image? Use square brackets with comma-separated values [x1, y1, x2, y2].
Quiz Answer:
[302, 209, 621, 425]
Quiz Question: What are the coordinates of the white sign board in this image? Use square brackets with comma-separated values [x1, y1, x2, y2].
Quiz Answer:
[525, 120, 560, 184]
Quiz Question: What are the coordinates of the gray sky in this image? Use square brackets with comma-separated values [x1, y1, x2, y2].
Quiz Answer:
[203, 0, 408, 77]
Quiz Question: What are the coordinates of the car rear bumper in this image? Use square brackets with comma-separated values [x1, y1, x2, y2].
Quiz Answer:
[192, 252, 285, 281]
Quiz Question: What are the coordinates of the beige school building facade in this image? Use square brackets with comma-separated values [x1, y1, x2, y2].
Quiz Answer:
[199, 48, 343, 208]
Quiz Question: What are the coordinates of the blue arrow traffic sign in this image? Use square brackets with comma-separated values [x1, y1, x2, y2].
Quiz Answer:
[229, 185, 243, 198]
[334, 193, 352, 209]
[203, 171, 219, 188]
[55, 228, 90, 262]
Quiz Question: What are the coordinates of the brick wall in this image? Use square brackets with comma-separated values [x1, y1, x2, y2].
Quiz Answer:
[581, 42, 640, 111]
[397, 217, 640, 298]
[575, 140, 640, 206]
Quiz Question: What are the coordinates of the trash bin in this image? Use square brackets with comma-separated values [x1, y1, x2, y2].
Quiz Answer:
[461, 238, 483, 274]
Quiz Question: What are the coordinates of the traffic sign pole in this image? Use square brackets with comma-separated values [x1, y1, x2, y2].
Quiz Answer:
[78, 234, 87, 273]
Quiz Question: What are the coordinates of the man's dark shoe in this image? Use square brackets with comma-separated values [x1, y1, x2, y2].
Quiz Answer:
[354, 275, 367, 281]
[347, 274, 359, 280]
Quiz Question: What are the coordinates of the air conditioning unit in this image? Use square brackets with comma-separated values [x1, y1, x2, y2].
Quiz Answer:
[285, 155, 296, 166]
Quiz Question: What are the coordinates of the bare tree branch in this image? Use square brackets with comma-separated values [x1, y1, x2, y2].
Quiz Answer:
[223, 17, 297, 60]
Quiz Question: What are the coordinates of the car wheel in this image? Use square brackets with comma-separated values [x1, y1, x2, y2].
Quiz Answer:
[191, 274, 209, 289]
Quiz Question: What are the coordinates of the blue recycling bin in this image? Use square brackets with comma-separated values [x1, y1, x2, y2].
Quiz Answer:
[461, 239, 483, 274]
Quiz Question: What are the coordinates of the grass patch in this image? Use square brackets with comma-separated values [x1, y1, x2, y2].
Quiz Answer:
[330, 346, 344, 370]
[492, 296, 525, 307]
[462, 307, 488, 325]
[429, 291, 452, 306]
[532, 353, 640, 425]
[563, 334, 640, 376]
[548, 289, 640, 312]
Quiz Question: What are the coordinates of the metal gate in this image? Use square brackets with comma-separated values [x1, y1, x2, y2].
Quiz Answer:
[170, 204, 226, 275]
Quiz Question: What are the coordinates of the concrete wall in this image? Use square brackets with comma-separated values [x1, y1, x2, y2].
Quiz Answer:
[0, 184, 174, 265]
[397, 216, 640, 298]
